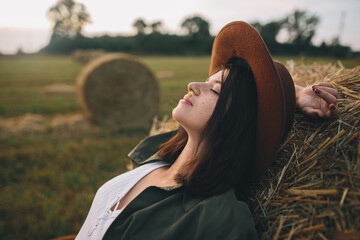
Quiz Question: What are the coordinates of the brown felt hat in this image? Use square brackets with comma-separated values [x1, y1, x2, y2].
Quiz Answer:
[209, 21, 296, 178]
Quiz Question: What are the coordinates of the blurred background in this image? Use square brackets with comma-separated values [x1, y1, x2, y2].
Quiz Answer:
[0, 0, 359, 56]
[0, 0, 359, 239]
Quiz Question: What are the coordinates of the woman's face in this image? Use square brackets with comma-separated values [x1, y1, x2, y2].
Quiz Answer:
[172, 70, 226, 135]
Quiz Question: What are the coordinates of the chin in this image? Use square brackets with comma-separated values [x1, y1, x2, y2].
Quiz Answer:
[172, 104, 208, 135]
[172, 107, 188, 127]
[172, 106, 183, 124]
[172, 111, 200, 135]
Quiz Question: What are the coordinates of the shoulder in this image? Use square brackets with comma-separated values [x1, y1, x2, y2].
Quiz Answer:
[193, 189, 258, 239]
[203, 189, 254, 220]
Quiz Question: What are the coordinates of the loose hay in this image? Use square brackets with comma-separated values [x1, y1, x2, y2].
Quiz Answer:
[42, 84, 76, 95]
[50, 114, 92, 133]
[0, 113, 46, 137]
[150, 62, 360, 239]
[72, 49, 107, 63]
[149, 115, 179, 136]
[77, 53, 160, 129]
[156, 71, 175, 79]
[0, 113, 96, 137]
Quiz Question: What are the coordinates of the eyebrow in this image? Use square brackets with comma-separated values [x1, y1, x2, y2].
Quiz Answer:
[206, 79, 222, 84]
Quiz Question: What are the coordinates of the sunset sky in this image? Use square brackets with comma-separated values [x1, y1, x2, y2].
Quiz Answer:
[0, 0, 359, 54]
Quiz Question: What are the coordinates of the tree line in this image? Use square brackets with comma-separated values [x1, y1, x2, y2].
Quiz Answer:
[39, 0, 354, 57]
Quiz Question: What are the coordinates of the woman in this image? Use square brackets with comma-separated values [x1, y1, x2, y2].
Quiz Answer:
[73, 21, 338, 240]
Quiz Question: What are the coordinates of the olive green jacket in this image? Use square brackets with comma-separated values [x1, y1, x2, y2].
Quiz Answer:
[103, 132, 258, 240]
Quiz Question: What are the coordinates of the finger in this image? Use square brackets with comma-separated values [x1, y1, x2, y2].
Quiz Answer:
[328, 103, 339, 118]
[313, 86, 338, 98]
[313, 87, 337, 105]
[320, 103, 339, 119]
[302, 107, 324, 118]
[322, 108, 332, 118]
[314, 82, 336, 88]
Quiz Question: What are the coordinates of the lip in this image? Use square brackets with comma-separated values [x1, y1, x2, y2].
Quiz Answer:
[181, 95, 193, 106]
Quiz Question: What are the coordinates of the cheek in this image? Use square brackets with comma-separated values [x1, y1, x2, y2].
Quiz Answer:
[200, 99, 217, 117]
[172, 97, 217, 133]
[194, 100, 217, 125]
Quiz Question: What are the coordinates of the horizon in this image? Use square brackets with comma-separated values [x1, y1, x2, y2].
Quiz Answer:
[1, 0, 359, 54]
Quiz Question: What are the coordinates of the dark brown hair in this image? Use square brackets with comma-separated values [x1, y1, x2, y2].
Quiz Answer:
[158, 57, 258, 198]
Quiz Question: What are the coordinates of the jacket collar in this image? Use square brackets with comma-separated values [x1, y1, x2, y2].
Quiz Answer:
[128, 131, 176, 165]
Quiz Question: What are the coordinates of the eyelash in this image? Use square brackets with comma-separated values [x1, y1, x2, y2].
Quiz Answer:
[210, 89, 219, 95]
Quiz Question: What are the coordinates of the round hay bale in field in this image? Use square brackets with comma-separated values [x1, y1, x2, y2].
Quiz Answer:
[77, 53, 160, 128]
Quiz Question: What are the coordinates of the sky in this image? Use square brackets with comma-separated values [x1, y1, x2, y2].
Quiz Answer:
[0, 0, 359, 54]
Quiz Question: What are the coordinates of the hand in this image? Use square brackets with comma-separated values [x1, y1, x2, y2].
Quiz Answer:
[296, 82, 339, 119]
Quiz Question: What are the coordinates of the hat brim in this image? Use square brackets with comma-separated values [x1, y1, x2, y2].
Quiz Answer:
[209, 21, 295, 177]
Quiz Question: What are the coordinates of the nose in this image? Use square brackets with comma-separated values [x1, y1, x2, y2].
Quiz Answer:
[187, 82, 202, 96]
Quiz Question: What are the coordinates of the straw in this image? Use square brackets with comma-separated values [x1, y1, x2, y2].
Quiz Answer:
[251, 62, 360, 239]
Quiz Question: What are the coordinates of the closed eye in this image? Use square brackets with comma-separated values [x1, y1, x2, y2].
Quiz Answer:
[210, 89, 219, 95]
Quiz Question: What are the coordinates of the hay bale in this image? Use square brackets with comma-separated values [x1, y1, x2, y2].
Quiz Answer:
[251, 63, 360, 239]
[149, 63, 360, 239]
[77, 53, 160, 128]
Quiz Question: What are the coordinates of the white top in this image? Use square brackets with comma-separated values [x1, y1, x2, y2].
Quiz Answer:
[76, 160, 170, 240]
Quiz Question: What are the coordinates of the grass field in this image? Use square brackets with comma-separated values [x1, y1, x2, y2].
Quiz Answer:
[0, 54, 359, 239]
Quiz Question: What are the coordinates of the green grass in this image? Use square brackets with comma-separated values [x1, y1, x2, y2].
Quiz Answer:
[0, 54, 359, 239]
[0, 129, 149, 239]
[0, 55, 83, 117]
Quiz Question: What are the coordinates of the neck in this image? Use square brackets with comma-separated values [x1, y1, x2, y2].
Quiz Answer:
[164, 133, 200, 181]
